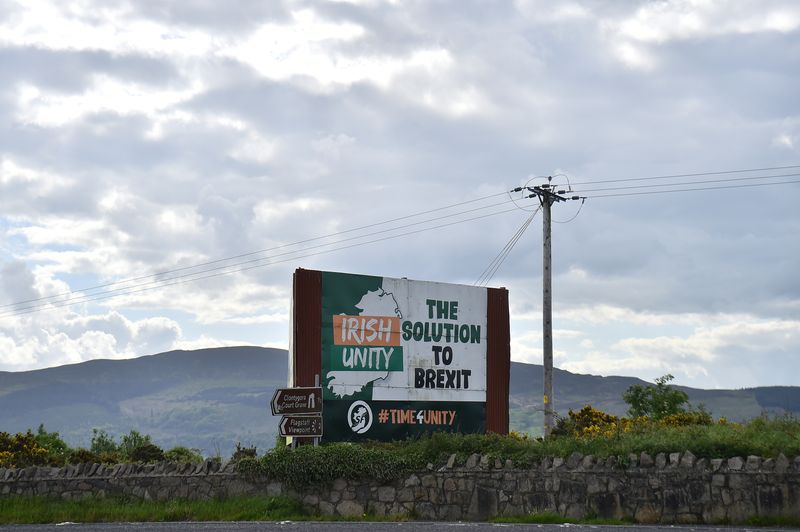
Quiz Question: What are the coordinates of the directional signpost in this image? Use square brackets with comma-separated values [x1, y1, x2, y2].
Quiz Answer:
[279, 414, 323, 438]
[271, 387, 322, 415]
[270, 386, 323, 444]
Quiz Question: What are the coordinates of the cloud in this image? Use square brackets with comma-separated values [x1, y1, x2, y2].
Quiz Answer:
[0, 0, 798, 389]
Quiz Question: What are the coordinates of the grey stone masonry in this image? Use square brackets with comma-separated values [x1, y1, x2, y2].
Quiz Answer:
[2, 452, 800, 523]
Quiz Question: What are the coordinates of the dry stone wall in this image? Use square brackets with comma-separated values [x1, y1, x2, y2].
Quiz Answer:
[2, 451, 800, 523]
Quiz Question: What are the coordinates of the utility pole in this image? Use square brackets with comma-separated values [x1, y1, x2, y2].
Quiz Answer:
[541, 192, 555, 437]
[515, 177, 579, 437]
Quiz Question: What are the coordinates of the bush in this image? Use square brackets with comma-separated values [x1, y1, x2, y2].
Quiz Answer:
[164, 446, 203, 464]
[241, 443, 424, 488]
[231, 442, 257, 463]
[130, 443, 164, 463]
[67, 448, 101, 464]
[0, 431, 50, 468]
[90, 429, 119, 455]
[119, 430, 152, 460]
[623, 374, 690, 420]
[34, 424, 69, 464]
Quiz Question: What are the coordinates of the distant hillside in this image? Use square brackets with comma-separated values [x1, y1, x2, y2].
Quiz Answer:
[1, 347, 797, 456]
[0, 347, 287, 457]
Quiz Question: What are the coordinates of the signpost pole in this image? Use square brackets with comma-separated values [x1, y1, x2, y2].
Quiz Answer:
[314, 374, 320, 447]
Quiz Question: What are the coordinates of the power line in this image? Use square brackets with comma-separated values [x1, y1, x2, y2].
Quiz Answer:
[475, 207, 540, 286]
[568, 171, 800, 194]
[2, 205, 522, 318]
[580, 179, 800, 199]
[564, 164, 800, 187]
[1, 190, 511, 310]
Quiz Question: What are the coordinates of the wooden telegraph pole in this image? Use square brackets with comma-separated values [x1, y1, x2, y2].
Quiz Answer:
[541, 193, 554, 437]
[527, 178, 568, 437]
[513, 177, 580, 437]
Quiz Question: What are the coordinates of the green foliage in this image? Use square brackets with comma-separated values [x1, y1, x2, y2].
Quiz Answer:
[0, 430, 50, 468]
[241, 443, 425, 489]
[67, 448, 101, 464]
[119, 430, 152, 459]
[34, 424, 69, 463]
[90, 429, 119, 455]
[164, 446, 203, 464]
[623, 374, 690, 419]
[129, 442, 164, 463]
[231, 442, 258, 463]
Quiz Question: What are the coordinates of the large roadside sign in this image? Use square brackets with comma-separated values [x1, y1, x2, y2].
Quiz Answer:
[271, 387, 322, 415]
[279, 415, 323, 437]
[319, 272, 490, 442]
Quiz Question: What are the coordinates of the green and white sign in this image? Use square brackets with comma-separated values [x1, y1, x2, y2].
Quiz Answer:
[321, 271, 487, 441]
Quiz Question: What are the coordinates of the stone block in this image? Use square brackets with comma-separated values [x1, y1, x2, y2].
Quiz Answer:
[440, 504, 462, 520]
[465, 453, 480, 469]
[446, 454, 456, 469]
[479, 454, 490, 469]
[404, 474, 420, 487]
[639, 452, 654, 467]
[366, 500, 386, 516]
[727, 457, 744, 471]
[655, 453, 667, 469]
[377, 486, 395, 502]
[504, 459, 514, 469]
[710, 458, 724, 471]
[415, 502, 437, 520]
[775, 453, 790, 473]
[336, 500, 364, 516]
[581, 455, 595, 469]
[746, 456, 761, 471]
[668, 452, 681, 467]
[421, 475, 437, 488]
[551, 457, 564, 470]
[711, 474, 726, 487]
[467, 486, 498, 520]
[319, 501, 335, 515]
[680, 451, 696, 468]
[566, 452, 583, 469]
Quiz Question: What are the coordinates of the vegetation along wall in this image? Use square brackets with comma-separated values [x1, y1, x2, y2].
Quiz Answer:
[2, 451, 800, 523]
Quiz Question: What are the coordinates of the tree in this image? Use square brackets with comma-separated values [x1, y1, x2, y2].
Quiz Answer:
[623, 374, 689, 419]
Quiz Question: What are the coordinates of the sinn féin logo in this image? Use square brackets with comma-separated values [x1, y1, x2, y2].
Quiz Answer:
[347, 400, 373, 434]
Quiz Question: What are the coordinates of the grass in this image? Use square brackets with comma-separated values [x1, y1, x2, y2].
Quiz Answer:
[0, 496, 307, 524]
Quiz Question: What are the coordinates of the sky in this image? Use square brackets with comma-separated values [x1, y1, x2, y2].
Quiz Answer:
[0, 0, 798, 391]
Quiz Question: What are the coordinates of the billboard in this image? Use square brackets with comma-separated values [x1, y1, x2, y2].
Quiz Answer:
[291, 268, 509, 442]
[322, 271, 487, 440]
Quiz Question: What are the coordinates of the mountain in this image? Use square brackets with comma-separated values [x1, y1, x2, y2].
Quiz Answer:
[1, 346, 797, 456]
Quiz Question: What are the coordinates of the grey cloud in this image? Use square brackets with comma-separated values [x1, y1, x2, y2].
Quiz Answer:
[0, 260, 38, 306]
[129, 0, 290, 31]
[0, 47, 179, 93]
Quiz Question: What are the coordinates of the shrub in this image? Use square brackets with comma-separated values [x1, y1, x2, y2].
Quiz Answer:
[0, 431, 50, 468]
[623, 374, 690, 420]
[90, 429, 119, 455]
[164, 446, 203, 464]
[130, 443, 164, 463]
[67, 448, 101, 464]
[242, 443, 424, 488]
[119, 430, 153, 460]
[231, 442, 257, 463]
[34, 424, 69, 464]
